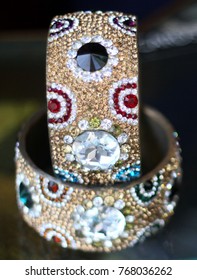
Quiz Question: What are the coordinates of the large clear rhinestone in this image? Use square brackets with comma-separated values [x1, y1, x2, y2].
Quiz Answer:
[72, 130, 120, 170]
[79, 206, 126, 240]
[76, 43, 108, 72]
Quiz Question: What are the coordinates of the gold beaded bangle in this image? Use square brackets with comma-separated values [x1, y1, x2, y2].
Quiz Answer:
[15, 107, 182, 252]
[46, 11, 141, 185]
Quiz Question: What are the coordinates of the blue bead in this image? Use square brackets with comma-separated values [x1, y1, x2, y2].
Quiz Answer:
[19, 182, 33, 209]
[115, 164, 141, 182]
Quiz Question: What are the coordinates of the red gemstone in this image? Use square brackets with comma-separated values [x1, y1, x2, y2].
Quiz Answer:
[57, 118, 63, 123]
[124, 94, 138, 108]
[48, 181, 59, 193]
[52, 236, 61, 243]
[123, 19, 136, 27]
[48, 99, 61, 113]
[131, 83, 137, 89]
[115, 88, 121, 94]
[114, 97, 119, 103]
[114, 92, 119, 99]
[57, 89, 63, 94]
[126, 83, 132, 89]
[49, 118, 55, 123]
[119, 85, 126, 91]
[132, 114, 137, 119]
[62, 93, 68, 98]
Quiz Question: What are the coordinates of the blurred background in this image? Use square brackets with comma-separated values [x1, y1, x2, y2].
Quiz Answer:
[0, 0, 197, 259]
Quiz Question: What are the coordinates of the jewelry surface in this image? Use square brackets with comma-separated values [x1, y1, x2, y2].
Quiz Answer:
[15, 107, 182, 252]
[46, 11, 140, 185]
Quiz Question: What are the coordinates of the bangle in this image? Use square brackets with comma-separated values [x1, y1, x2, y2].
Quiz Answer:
[46, 11, 141, 185]
[15, 106, 182, 252]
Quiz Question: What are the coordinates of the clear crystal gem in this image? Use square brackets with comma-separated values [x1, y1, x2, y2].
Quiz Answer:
[126, 215, 135, 223]
[114, 199, 125, 210]
[78, 206, 126, 240]
[100, 119, 112, 130]
[72, 130, 120, 170]
[76, 43, 108, 72]
[64, 135, 73, 144]
[78, 119, 89, 130]
[93, 196, 103, 207]
[65, 154, 75, 162]
[117, 133, 128, 144]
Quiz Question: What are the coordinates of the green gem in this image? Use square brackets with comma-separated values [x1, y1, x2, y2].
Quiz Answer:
[89, 117, 101, 128]
[75, 230, 84, 238]
[115, 160, 123, 167]
[122, 206, 131, 216]
[113, 125, 122, 136]
[125, 223, 133, 230]
[93, 241, 102, 247]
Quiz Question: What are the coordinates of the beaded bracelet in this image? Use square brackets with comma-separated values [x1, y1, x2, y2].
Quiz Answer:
[15, 107, 182, 252]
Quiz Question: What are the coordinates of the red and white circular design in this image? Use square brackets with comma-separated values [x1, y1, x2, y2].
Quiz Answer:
[40, 224, 76, 249]
[38, 177, 73, 207]
[109, 78, 138, 124]
[47, 83, 77, 129]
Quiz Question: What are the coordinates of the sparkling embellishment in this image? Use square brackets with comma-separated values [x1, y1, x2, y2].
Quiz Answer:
[117, 133, 128, 144]
[89, 117, 101, 128]
[131, 174, 161, 205]
[65, 154, 75, 162]
[48, 99, 61, 113]
[52, 236, 61, 243]
[112, 124, 122, 136]
[48, 17, 79, 42]
[164, 170, 180, 212]
[63, 135, 73, 144]
[39, 177, 74, 207]
[47, 83, 77, 129]
[67, 35, 119, 82]
[113, 162, 141, 182]
[19, 182, 33, 209]
[126, 215, 135, 223]
[74, 206, 126, 241]
[93, 196, 103, 207]
[40, 224, 77, 249]
[47, 181, 59, 193]
[130, 219, 165, 247]
[104, 196, 115, 206]
[109, 15, 137, 36]
[114, 199, 125, 210]
[76, 43, 108, 72]
[119, 153, 129, 161]
[100, 119, 112, 130]
[54, 167, 83, 184]
[78, 120, 89, 130]
[72, 130, 120, 170]
[109, 78, 138, 125]
[123, 19, 136, 27]
[123, 94, 138, 108]
[16, 174, 41, 217]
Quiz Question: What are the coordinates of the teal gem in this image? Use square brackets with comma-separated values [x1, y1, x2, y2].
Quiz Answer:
[19, 182, 33, 209]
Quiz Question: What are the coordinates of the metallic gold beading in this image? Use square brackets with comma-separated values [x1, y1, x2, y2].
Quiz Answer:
[15, 107, 182, 252]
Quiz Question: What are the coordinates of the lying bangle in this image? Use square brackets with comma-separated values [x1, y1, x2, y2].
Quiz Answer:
[15, 106, 182, 252]
[46, 11, 141, 185]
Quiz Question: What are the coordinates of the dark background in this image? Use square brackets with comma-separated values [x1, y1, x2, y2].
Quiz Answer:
[0, 0, 197, 259]
[0, 0, 187, 30]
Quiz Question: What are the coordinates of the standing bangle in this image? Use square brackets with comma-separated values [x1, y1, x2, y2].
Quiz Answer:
[46, 11, 141, 185]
